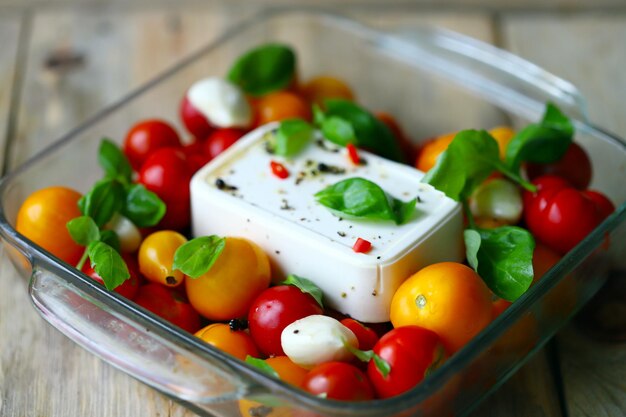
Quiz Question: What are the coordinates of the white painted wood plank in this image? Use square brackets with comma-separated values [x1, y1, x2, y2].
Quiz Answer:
[0, 14, 20, 173]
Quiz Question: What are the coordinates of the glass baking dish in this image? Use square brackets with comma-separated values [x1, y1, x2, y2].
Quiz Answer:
[1, 8, 625, 417]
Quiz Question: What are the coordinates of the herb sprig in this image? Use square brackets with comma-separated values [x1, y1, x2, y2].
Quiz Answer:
[422, 103, 573, 301]
[66, 139, 166, 290]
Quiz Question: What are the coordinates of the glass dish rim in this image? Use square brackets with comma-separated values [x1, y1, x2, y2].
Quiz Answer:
[0, 6, 625, 414]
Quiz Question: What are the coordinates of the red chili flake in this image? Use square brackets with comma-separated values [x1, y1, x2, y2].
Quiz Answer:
[270, 161, 289, 179]
[352, 237, 372, 253]
[346, 143, 360, 165]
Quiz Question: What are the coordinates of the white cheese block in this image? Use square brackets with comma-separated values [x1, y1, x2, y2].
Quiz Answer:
[190, 123, 463, 323]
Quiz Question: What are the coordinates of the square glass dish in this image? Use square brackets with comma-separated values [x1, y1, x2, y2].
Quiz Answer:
[1, 8, 625, 417]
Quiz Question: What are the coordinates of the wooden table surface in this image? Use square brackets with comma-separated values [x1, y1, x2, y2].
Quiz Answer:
[0, 2, 625, 417]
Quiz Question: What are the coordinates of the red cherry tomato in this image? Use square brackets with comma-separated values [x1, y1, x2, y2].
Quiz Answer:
[525, 142, 592, 190]
[248, 285, 323, 357]
[138, 147, 193, 230]
[523, 175, 614, 254]
[82, 253, 143, 301]
[302, 362, 375, 401]
[367, 326, 445, 399]
[123, 119, 181, 171]
[134, 283, 201, 333]
[180, 94, 213, 140]
[180, 139, 211, 173]
[203, 128, 246, 160]
[340, 318, 379, 351]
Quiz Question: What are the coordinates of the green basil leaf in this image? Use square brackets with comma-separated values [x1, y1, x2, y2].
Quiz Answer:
[173, 235, 225, 278]
[344, 344, 391, 377]
[99, 138, 133, 183]
[227, 44, 296, 96]
[87, 241, 130, 290]
[79, 178, 126, 227]
[464, 229, 481, 271]
[282, 274, 324, 308]
[321, 116, 356, 146]
[505, 103, 574, 172]
[122, 183, 166, 228]
[66, 216, 101, 246]
[271, 119, 315, 158]
[391, 196, 417, 225]
[312, 103, 326, 126]
[465, 226, 535, 301]
[422, 130, 501, 201]
[245, 356, 280, 379]
[100, 230, 121, 253]
[323, 99, 406, 163]
[314, 177, 416, 225]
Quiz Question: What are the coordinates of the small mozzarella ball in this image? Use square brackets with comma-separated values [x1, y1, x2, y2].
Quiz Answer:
[187, 77, 252, 129]
[281, 315, 358, 369]
[470, 178, 523, 225]
[104, 213, 142, 253]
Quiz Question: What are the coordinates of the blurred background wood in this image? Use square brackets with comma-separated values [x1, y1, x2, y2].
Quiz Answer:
[0, 3, 624, 417]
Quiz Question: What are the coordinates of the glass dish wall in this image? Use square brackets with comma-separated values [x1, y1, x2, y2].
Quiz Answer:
[1, 8, 625, 417]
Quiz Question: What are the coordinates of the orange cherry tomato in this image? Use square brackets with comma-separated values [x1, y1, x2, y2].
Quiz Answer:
[185, 237, 271, 321]
[238, 356, 308, 417]
[415, 127, 514, 172]
[301, 76, 354, 106]
[138, 230, 187, 287]
[16, 186, 84, 265]
[195, 323, 259, 361]
[414, 132, 455, 172]
[253, 91, 312, 126]
[390, 262, 493, 354]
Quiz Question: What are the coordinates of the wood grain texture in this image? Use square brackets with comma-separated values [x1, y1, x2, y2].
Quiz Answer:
[502, 14, 626, 417]
[0, 5, 593, 417]
[471, 351, 562, 417]
[0, 14, 21, 173]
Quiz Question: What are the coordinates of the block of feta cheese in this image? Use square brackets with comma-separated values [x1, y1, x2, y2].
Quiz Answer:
[190, 123, 463, 323]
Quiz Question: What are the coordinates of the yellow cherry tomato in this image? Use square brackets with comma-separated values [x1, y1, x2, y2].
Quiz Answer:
[185, 237, 271, 321]
[301, 75, 355, 106]
[16, 186, 84, 265]
[488, 126, 516, 160]
[390, 262, 493, 354]
[195, 323, 259, 361]
[138, 230, 187, 287]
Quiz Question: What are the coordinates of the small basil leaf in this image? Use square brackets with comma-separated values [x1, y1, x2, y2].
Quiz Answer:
[282, 274, 324, 308]
[227, 44, 296, 96]
[312, 103, 326, 126]
[314, 177, 415, 225]
[66, 216, 101, 246]
[466, 226, 535, 302]
[173, 236, 225, 278]
[321, 116, 356, 146]
[505, 103, 574, 172]
[245, 356, 280, 379]
[344, 344, 391, 378]
[323, 99, 406, 163]
[99, 138, 133, 183]
[390, 196, 417, 225]
[122, 183, 166, 228]
[100, 230, 121, 253]
[79, 179, 126, 227]
[464, 229, 481, 271]
[272, 119, 315, 158]
[422, 130, 501, 201]
[87, 241, 130, 290]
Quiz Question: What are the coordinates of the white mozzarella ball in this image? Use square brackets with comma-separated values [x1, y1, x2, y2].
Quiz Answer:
[470, 178, 523, 225]
[281, 315, 358, 369]
[104, 213, 141, 253]
[187, 77, 252, 129]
